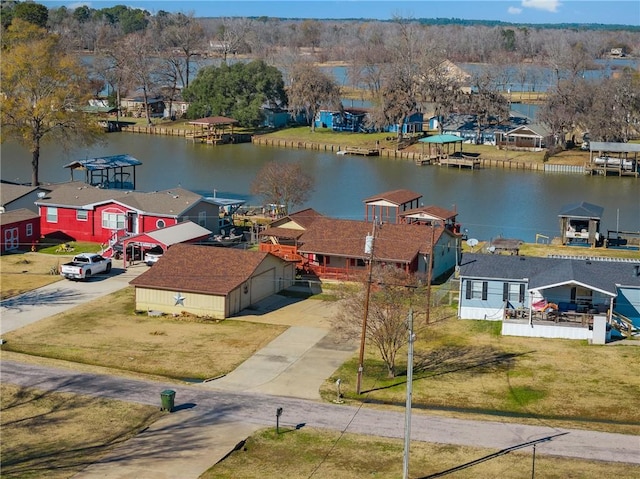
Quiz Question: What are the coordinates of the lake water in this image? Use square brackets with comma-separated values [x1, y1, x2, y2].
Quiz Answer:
[2, 134, 639, 243]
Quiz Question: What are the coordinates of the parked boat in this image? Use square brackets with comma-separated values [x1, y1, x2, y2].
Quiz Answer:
[594, 156, 634, 171]
[207, 229, 243, 247]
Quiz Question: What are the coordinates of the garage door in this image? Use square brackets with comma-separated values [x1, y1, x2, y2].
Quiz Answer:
[250, 268, 275, 304]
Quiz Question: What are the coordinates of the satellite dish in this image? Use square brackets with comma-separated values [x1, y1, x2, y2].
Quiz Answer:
[488, 246, 496, 253]
[37, 192, 46, 198]
[466, 238, 479, 247]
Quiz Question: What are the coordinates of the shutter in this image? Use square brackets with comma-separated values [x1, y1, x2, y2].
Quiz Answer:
[519, 284, 525, 303]
[481, 282, 488, 301]
[503, 283, 509, 301]
[466, 280, 472, 300]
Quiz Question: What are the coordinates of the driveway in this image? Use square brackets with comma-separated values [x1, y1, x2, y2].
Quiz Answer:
[0, 262, 148, 335]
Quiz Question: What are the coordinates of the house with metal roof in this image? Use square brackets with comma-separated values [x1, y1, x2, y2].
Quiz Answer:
[458, 253, 640, 340]
[129, 244, 295, 319]
[34, 182, 223, 246]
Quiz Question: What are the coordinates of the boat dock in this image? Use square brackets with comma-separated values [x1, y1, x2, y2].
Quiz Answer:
[438, 153, 482, 169]
[337, 147, 379, 156]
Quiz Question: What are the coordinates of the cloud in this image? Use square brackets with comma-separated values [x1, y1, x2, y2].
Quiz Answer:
[521, 0, 562, 13]
[508, 6, 523, 15]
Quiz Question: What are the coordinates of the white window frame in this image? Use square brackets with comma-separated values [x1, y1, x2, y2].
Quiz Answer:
[198, 211, 207, 226]
[156, 219, 166, 228]
[46, 207, 58, 223]
[508, 283, 521, 302]
[26, 223, 33, 237]
[471, 281, 484, 299]
[77, 210, 88, 221]
[102, 211, 126, 230]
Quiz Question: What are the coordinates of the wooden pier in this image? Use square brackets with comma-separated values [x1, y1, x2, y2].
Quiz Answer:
[438, 154, 481, 169]
[338, 147, 380, 156]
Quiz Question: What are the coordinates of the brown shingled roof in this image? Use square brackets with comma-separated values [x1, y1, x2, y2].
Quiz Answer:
[400, 205, 457, 221]
[363, 189, 422, 206]
[129, 243, 273, 295]
[297, 217, 443, 263]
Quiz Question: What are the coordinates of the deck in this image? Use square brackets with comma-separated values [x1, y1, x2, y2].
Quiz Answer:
[585, 164, 639, 177]
[338, 147, 380, 156]
[438, 155, 481, 169]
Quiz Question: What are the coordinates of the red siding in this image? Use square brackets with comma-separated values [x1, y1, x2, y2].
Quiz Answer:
[1, 218, 40, 254]
[39, 202, 179, 244]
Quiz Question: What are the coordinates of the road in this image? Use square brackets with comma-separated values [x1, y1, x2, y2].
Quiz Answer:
[2, 360, 639, 466]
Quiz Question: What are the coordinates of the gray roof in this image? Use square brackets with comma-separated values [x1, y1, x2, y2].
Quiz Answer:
[1, 183, 48, 207]
[590, 142, 640, 153]
[558, 201, 603, 219]
[458, 253, 640, 295]
[0, 208, 39, 226]
[33, 183, 209, 217]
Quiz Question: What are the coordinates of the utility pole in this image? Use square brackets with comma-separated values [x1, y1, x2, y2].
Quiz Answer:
[402, 308, 415, 479]
[356, 219, 377, 395]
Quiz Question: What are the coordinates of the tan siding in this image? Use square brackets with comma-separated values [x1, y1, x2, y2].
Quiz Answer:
[135, 287, 226, 319]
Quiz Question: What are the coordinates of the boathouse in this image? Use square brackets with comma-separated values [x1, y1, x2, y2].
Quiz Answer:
[187, 116, 239, 144]
[558, 201, 603, 247]
[64, 154, 142, 190]
[587, 141, 640, 177]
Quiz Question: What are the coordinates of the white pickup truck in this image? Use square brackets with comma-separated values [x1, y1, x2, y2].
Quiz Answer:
[60, 253, 112, 280]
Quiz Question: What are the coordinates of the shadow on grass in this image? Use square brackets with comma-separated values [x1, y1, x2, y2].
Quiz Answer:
[0, 287, 83, 311]
[363, 346, 533, 394]
[1, 380, 245, 478]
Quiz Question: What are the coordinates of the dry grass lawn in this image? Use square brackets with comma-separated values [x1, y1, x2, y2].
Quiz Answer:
[325, 315, 640, 436]
[1, 288, 286, 380]
[0, 252, 72, 300]
[205, 427, 640, 479]
[0, 384, 161, 479]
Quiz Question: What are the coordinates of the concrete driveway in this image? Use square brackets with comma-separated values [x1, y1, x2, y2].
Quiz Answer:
[0, 262, 148, 335]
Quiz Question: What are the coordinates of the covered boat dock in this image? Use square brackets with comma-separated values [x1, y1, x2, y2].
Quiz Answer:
[418, 134, 480, 168]
[64, 154, 142, 190]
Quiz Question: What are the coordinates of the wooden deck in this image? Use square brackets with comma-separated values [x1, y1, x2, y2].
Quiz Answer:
[439, 155, 481, 169]
[339, 147, 380, 156]
[585, 164, 639, 177]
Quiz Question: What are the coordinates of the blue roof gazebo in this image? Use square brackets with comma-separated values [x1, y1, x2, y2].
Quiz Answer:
[64, 154, 142, 190]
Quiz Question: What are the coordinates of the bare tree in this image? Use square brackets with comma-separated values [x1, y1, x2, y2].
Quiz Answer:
[332, 266, 425, 378]
[117, 31, 162, 125]
[250, 162, 314, 216]
[287, 61, 341, 131]
[158, 12, 204, 88]
[463, 67, 510, 143]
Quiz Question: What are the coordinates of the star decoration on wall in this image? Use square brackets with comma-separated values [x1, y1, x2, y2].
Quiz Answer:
[174, 292, 186, 306]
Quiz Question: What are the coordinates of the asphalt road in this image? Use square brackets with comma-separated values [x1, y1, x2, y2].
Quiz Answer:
[2, 360, 639, 465]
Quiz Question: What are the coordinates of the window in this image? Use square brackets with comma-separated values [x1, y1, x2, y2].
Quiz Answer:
[26, 223, 33, 237]
[46, 207, 58, 223]
[503, 283, 525, 303]
[466, 280, 488, 300]
[156, 219, 166, 228]
[76, 210, 88, 221]
[198, 211, 207, 226]
[102, 211, 126, 230]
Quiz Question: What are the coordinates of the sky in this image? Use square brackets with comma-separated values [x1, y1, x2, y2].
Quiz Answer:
[40, 0, 640, 26]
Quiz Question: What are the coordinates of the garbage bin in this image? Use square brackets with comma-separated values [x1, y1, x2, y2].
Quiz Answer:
[160, 389, 176, 412]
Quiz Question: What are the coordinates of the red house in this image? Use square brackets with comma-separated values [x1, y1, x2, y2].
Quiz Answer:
[1, 209, 41, 254]
[34, 182, 224, 245]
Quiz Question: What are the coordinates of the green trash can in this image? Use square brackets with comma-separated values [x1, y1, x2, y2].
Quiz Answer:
[160, 389, 176, 412]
